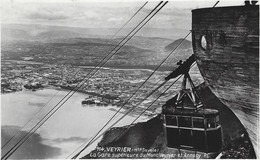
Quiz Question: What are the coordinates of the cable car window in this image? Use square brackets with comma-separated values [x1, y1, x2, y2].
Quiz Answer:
[216, 115, 220, 124]
[166, 116, 177, 126]
[206, 117, 216, 128]
[178, 116, 192, 127]
[193, 117, 204, 128]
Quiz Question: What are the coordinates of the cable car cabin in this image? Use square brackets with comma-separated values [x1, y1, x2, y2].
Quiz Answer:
[162, 107, 222, 153]
[162, 55, 222, 153]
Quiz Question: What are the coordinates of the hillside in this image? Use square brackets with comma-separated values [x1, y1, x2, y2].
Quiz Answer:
[1, 24, 92, 41]
[1, 24, 185, 42]
[1, 24, 193, 70]
[164, 38, 192, 51]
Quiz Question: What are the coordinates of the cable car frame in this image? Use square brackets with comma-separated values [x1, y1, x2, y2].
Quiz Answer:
[162, 55, 223, 153]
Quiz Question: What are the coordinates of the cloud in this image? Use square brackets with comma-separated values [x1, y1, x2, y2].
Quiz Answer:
[1, 3, 71, 23]
[26, 10, 69, 20]
[107, 17, 123, 22]
[1, 2, 191, 29]
[84, 11, 99, 19]
[141, 7, 190, 18]
[52, 136, 88, 143]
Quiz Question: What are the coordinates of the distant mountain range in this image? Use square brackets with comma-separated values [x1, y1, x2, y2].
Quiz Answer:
[1, 24, 193, 70]
[2, 24, 92, 41]
[2, 23, 189, 40]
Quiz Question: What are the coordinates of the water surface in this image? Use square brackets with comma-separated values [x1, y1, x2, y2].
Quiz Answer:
[1, 88, 147, 159]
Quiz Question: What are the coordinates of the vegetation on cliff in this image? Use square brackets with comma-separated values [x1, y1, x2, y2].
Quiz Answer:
[82, 83, 256, 159]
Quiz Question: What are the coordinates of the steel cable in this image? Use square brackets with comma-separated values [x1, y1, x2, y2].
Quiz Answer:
[69, 31, 195, 158]
[1, 2, 165, 159]
[69, 2, 172, 159]
[102, 0, 220, 157]
[109, 63, 196, 145]
[1, 1, 148, 150]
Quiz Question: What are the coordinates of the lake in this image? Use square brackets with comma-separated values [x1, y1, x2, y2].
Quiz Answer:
[1, 88, 148, 159]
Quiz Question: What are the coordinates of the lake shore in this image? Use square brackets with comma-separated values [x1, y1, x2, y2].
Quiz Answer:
[1, 88, 149, 159]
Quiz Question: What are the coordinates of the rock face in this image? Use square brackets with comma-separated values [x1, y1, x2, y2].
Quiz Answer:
[192, 5, 259, 157]
[82, 84, 255, 159]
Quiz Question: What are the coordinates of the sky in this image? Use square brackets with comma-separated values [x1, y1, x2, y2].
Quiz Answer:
[1, 0, 246, 30]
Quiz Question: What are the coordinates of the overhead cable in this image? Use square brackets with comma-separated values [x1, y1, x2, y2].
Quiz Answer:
[1, 2, 166, 159]
[1, 1, 148, 151]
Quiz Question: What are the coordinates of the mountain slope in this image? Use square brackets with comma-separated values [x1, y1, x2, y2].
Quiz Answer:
[82, 83, 256, 159]
[1, 24, 193, 70]
[164, 38, 192, 51]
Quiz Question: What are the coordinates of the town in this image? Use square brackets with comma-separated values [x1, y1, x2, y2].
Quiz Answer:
[2, 59, 198, 117]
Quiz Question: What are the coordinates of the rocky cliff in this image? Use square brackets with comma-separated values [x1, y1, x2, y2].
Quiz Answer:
[82, 83, 256, 159]
[192, 6, 259, 157]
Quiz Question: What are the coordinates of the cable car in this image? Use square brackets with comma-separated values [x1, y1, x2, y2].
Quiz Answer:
[162, 55, 222, 153]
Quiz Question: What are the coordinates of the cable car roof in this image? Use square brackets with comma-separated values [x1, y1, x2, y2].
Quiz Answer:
[163, 108, 219, 117]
